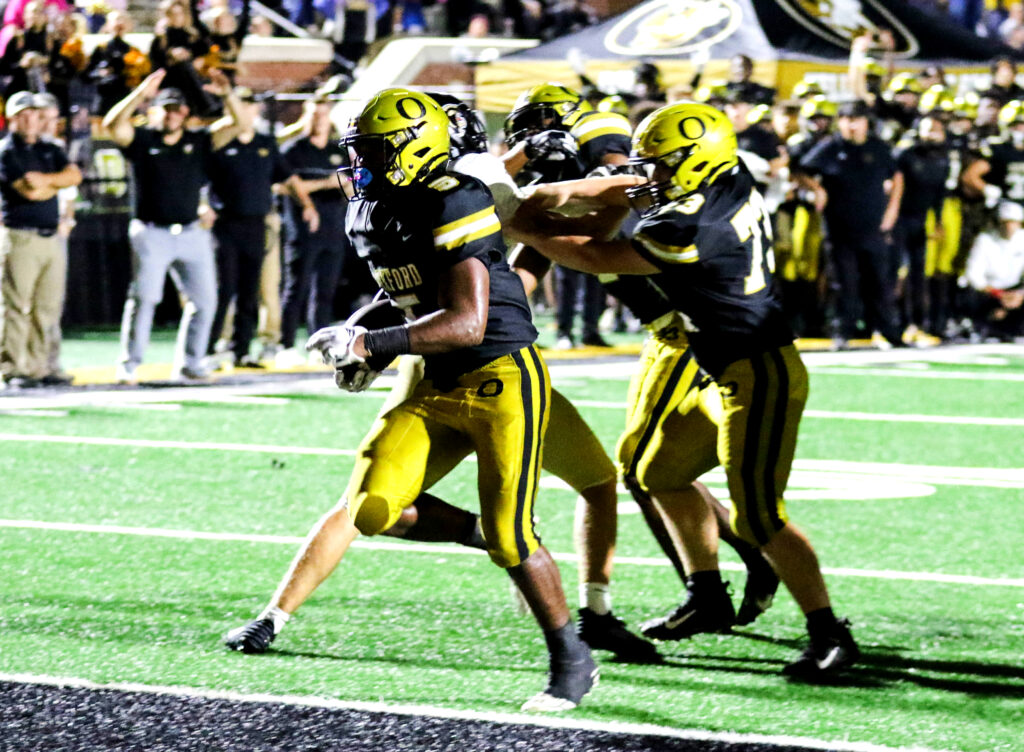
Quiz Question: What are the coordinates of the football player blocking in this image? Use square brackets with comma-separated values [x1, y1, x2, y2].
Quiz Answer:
[226, 89, 599, 712]
[508, 101, 859, 678]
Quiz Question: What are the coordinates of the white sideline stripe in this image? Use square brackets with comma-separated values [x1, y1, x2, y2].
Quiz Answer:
[0, 672, 954, 752]
[809, 366, 1024, 382]
[1, 434, 1022, 488]
[0, 433, 357, 457]
[571, 401, 1024, 427]
[2, 519, 1023, 588]
[0, 409, 68, 417]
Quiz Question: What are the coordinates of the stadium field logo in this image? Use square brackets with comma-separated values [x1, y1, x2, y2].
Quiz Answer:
[604, 0, 743, 56]
[775, 0, 920, 58]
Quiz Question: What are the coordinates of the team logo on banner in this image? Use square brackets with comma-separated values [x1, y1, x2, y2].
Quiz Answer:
[775, 0, 919, 58]
[605, 0, 743, 56]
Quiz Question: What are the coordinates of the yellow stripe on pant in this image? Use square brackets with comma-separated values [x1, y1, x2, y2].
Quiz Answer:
[616, 339, 721, 493]
[716, 345, 808, 546]
[344, 345, 550, 568]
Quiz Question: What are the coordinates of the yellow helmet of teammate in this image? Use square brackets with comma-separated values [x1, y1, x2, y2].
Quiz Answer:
[503, 83, 592, 147]
[998, 99, 1024, 129]
[746, 103, 771, 125]
[918, 85, 955, 115]
[693, 83, 728, 104]
[800, 95, 838, 121]
[862, 58, 886, 78]
[792, 79, 824, 100]
[953, 93, 979, 121]
[597, 95, 629, 117]
[886, 72, 923, 97]
[627, 102, 738, 213]
[339, 88, 450, 198]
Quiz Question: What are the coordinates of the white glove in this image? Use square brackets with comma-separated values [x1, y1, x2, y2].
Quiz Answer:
[334, 361, 380, 392]
[305, 325, 368, 368]
[525, 130, 578, 162]
[983, 184, 1003, 209]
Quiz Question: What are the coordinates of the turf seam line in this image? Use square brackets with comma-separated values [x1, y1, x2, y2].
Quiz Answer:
[0, 672, 956, 752]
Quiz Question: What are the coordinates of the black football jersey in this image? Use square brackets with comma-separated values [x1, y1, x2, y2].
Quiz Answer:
[346, 168, 537, 381]
[982, 137, 1024, 202]
[630, 165, 793, 377]
[894, 141, 950, 219]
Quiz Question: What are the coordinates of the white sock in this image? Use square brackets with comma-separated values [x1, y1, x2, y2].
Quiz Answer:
[258, 605, 291, 634]
[580, 582, 611, 615]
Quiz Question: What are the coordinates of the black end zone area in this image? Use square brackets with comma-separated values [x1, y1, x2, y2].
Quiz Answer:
[0, 680, 826, 752]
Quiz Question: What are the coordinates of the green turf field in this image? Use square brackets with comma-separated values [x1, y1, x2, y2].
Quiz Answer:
[1, 337, 1022, 752]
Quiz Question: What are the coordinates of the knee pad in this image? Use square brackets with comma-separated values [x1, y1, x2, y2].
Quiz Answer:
[351, 492, 395, 537]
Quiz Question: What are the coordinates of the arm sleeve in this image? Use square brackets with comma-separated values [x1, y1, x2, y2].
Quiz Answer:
[431, 179, 503, 268]
[0, 146, 16, 183]
[600, 274, 673, 324]
[799, 139, 832, 175]
[49, 143, 70, 172]
[270, 140, 294, 183]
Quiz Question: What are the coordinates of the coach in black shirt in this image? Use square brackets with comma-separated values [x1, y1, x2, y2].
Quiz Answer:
[275, 96, 349, 367]
[104, 68, 247, 383]
[206, 87, 319, 367]
[799, 99, 904, 348]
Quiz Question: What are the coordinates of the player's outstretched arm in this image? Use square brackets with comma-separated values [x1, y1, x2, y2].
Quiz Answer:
[508, 219, 657, 276]
[523, 174, 644, 212]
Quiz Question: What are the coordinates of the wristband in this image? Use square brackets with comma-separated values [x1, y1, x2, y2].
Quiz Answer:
[363, 325, 411, 362]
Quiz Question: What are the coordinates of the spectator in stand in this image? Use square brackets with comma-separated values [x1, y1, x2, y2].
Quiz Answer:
[798, 99, 905, 350]
[0, 0, 53, 97]
[544, 0, 597, 41]
[48, 12, 88, 114]
[0, 90, 82, 390]
[274, 94, 349, 368]
[149, 0, 215, 115]
[87, 11, 151, 115]
[103, 68, 247, 384]
[205, 86, 318, 369]
[963, 200, 1024, 339]
[984, 57, 1024, 104]
[999, 2, 1024, 41]
[724, 54, 775, 106]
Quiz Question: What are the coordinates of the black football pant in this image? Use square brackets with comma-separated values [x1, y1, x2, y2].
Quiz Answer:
[896, 217, 928, 329]
[829, 230, 902, 342]
[209, 215, 267, 360]
[280, 232, 347, 349]
[555, 265, 605, 342]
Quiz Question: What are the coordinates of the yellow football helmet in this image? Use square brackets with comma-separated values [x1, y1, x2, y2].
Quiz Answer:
[886, 72, 923, 98]
[953, 93, 979, 121]
[503, 83, 592, 147]
[800, 95, 838, 121]
[918, 85, 955, 115]
[862, 58, 886, 78]
[339, 88, 450, 198]
[627, 102, 738, 214]
[597, 95, 629, 117]
[693, 83, 728, 104]
[792, 79, 824, 100]
[999, 99, 1024, 129]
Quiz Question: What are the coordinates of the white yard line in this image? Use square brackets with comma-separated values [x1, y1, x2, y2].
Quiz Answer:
[0, 433, 357, 457]
[0, 672, 957, 752]
[808, 366, 1024, 382]
[1, 519, 1021, 588]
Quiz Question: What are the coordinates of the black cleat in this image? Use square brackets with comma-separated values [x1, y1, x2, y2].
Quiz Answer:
[735, 558, 780, 626]
[577, 608, 661, 663]
[224, 617, 277, 654]
[783, 617, 860, 680]
[640, 587, 735, 641]
[521, 646, 599, 712]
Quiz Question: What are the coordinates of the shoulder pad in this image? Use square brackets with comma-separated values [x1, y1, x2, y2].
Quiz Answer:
[635, 210, 700, 264]
[570, 111, 632, 144]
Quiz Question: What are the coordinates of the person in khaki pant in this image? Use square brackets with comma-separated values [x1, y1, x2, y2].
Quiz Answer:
[0, 91, 83, 389]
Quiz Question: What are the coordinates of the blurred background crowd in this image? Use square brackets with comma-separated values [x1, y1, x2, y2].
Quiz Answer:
[1, 0, 1023, 389]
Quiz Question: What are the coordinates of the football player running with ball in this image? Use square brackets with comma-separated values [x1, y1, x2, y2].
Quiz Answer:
[510, 102, 859, 680]
[225, 89, 597, 711]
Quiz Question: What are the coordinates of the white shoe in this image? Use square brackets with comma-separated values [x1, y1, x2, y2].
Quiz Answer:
[115, 364, 138, 385]
[274, 347, 307, 369]
[554, 336, 574, 350]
